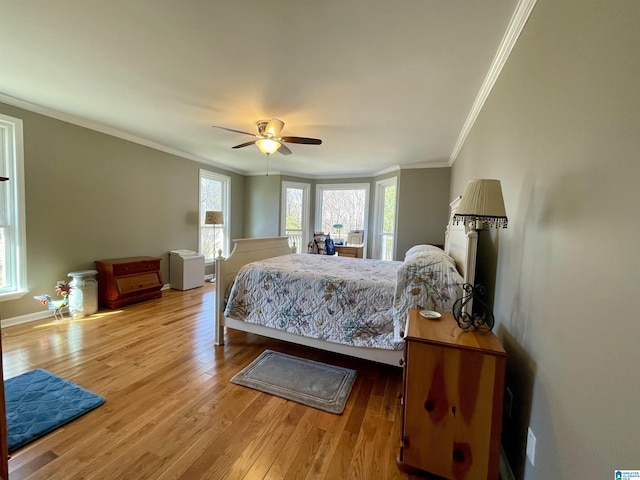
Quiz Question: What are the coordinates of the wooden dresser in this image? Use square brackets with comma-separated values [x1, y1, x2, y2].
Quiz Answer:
[398, 309, 506, 479]
[334, 244, 363, 258]
[95, 256, 163, 309]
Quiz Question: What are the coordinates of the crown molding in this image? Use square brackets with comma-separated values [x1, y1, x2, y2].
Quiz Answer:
[448, 0, 538, 165]
[246, 169, 377, 180]
[399, 161, 450, 170]
[0, 92, 248, 175]
[1, 92, 448, 179]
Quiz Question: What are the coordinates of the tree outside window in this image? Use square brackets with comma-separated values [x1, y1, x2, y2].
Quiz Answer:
[316, 184, 369, 246]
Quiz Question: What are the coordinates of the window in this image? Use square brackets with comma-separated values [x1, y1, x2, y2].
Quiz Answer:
[315, 183, 369, 250]
[199, 170, 230, 261]
[373, 177, 397, 260]
[281, 181, 310, 253]
[0, 113, 27, 300]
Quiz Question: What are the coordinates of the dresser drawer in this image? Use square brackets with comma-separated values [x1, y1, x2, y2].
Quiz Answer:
[116, 272, 163, 295]
[112, 260, 160, 276]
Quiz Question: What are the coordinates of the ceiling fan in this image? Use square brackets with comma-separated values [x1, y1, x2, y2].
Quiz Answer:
[212, 118, 322, 156]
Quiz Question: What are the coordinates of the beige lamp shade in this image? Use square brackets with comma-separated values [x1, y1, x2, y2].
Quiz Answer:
[454, 179, 508, 228]
[205, 210, 224, 225]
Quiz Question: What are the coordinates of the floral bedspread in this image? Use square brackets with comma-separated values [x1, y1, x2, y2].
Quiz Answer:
[224, 252, 463, 351]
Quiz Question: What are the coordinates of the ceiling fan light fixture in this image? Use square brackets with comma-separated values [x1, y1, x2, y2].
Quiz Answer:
[256, 138, 281, 155]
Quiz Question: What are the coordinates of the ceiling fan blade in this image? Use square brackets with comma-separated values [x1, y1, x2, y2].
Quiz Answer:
[266, 118, 285, 136]
[281, 136, 322, 145]
[232, 141, 257, 149]
[277, 143, 292, 155]
[212, 125, 256, 136]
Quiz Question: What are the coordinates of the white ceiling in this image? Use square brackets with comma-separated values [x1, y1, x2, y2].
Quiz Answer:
[0, 1, 518, 177]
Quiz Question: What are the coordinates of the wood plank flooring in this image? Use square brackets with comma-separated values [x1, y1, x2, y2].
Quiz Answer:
[1, 283, 427, 480]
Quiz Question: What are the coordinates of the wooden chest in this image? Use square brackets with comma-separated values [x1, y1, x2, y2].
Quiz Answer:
[95, 256, 163, 309]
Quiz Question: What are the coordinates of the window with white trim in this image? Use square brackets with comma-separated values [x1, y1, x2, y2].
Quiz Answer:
[281, 181, 310, 254]
[373, 177, 397, 260]
[199, 169, 230, 261]
[0, 113, 27, 300]
[315, 183, 369, 251]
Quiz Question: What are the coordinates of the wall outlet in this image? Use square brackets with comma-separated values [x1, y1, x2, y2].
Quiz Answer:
[526, 427, 536, 466]
[504, 387, 513, 418]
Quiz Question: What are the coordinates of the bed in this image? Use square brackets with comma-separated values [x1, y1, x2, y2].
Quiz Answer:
[214, 196, 477, 366]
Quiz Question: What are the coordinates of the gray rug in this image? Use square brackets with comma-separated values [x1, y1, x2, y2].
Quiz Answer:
[231, 350, 357, 414]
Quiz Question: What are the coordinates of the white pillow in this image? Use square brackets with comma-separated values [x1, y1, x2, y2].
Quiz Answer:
[404, 244, 443, 260]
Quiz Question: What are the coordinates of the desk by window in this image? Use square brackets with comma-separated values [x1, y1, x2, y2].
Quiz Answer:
[335, 245, 364, 258]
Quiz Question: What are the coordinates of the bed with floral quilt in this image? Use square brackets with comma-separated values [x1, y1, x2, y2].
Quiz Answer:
[214, 199, 477, 366]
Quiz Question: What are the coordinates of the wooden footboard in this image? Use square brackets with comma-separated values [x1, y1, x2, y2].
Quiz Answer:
[214, 237, 295, 345]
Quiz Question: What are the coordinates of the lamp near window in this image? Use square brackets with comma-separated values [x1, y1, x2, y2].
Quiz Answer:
[332, 224, 343, 244]
[205, 211, 224, 259]
[452, 179, 508, 332]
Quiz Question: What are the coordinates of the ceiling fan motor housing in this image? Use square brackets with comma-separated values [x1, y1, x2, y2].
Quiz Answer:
[256, 120, 269, 136]
[257, 118, 284, 137]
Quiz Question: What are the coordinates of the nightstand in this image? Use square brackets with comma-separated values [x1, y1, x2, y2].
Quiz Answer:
[397, 309, 506, 479]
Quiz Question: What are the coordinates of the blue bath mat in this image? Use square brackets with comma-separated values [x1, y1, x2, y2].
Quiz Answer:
[4, 369, 105, 452]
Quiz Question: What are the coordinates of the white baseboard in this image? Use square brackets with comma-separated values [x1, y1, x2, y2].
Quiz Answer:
[1, 309, 53, 328]
[2, 286, 172, 328]
[500, 446, 516, 480]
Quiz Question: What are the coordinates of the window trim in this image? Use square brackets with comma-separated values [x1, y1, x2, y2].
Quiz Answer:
[315, 183, 370, 254]
[198, 169, 230, 262]
[372, 176, 398, 261]
[0, 113, 28, 301]
[281, 181, 310, 253]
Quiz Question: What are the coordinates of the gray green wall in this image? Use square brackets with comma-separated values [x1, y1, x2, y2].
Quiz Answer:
[451, 1, 640, 478]
[0, 102, 453, 321]
[0, 101, 245, 320]
[395, 167, 451, 259]
[243, 175, 281, 238]
[244, 171, 451, 260]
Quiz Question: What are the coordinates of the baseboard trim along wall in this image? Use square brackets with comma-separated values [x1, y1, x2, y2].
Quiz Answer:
[1, 309, 52, 328]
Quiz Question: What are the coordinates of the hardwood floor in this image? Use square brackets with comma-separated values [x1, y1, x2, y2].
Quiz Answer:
[1, 283, 425, 480]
